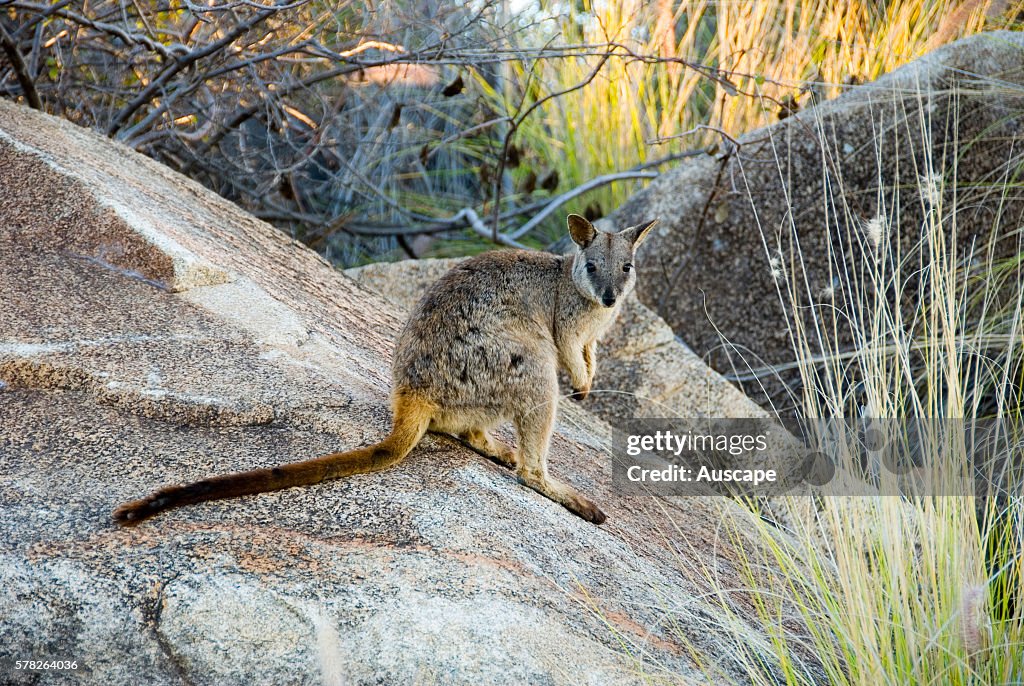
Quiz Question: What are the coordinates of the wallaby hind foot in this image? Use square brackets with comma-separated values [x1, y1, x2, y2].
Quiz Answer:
[517, 473, 607, 524]
[459, 428, 517, 469]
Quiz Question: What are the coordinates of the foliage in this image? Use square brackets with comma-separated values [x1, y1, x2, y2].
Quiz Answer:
[2, 1, 1020, 262]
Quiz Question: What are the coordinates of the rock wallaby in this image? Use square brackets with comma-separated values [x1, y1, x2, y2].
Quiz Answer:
[114, 214, 657, 526]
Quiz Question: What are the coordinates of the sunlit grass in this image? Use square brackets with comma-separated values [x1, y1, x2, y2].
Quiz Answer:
[648, 69, 1024, 685]
[482, 0, 1020, 245]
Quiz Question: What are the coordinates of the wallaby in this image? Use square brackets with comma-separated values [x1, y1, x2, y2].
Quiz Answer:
[113, 214, 657, 526]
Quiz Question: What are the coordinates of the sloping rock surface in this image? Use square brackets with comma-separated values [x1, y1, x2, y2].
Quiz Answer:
[0, 99, 792, 685]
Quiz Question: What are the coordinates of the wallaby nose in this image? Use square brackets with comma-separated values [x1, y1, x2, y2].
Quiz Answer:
[602, 291, 616, 307]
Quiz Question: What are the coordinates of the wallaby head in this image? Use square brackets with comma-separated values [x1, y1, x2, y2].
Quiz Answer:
[566, 214, 658, 308]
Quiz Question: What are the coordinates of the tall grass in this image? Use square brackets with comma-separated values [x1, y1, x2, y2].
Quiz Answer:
[661, 67, 1024, 686]
[487, 0, 1017, 244]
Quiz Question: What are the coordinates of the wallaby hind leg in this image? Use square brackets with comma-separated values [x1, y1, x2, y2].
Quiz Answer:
[513, 401, 606, 524]
[459, 428, 517, 469]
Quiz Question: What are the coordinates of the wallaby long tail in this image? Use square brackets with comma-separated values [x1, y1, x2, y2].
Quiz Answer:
[112, 395, 433, 526]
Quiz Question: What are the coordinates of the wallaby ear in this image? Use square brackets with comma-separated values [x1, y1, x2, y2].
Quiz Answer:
[623, 218, 658, 248]
[567, 214, 597, 248]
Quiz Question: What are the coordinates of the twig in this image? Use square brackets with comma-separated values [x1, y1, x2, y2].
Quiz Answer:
[457, 207, 528, 248]
[337, 153, 697, 243]
[106, 6, 277, 136]
[190, 53, 429, 160]
[5, 1, 178, 58]
[182, 0, 310, 11]
[426, 115, 512, 161]
[0, 21, 42, 109]
[186, 1, 496, 160]
[395, 233, 418, 259]
[489, 49, 613, 240]
[647, 124, 740, 149]
[507, 171, 659, 239]
[120, 42, 318, 143]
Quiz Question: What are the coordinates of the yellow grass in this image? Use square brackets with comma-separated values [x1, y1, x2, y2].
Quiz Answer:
[496, 0, 1018, 239]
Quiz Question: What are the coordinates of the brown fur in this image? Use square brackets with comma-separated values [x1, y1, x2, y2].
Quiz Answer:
[113, 214, 656, 526]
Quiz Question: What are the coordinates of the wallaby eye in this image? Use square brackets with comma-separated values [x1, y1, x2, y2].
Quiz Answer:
[623, 263, 633, 273]
[585, 262, 597, 273]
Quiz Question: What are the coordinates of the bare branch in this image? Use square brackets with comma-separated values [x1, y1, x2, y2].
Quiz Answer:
[507, 171, 658, 240]
[489, 49, 613, 239]
[0, 0, 748, 265]
[105, 6, 278, 136]
[646, 124, 741, 149]
[336, 153, 698, 244]
[6, 1, 179, 58]
[0, 21, 41, 109]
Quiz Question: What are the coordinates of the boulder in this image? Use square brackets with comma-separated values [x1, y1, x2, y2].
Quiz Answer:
[607, 31, 1024, 410]
[0, 99, 814, 684]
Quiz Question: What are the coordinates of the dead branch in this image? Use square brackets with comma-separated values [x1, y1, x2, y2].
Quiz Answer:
[0, 20, 40, 109]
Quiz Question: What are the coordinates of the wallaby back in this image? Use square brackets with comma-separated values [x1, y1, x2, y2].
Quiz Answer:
[112, 213, 657, 526]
